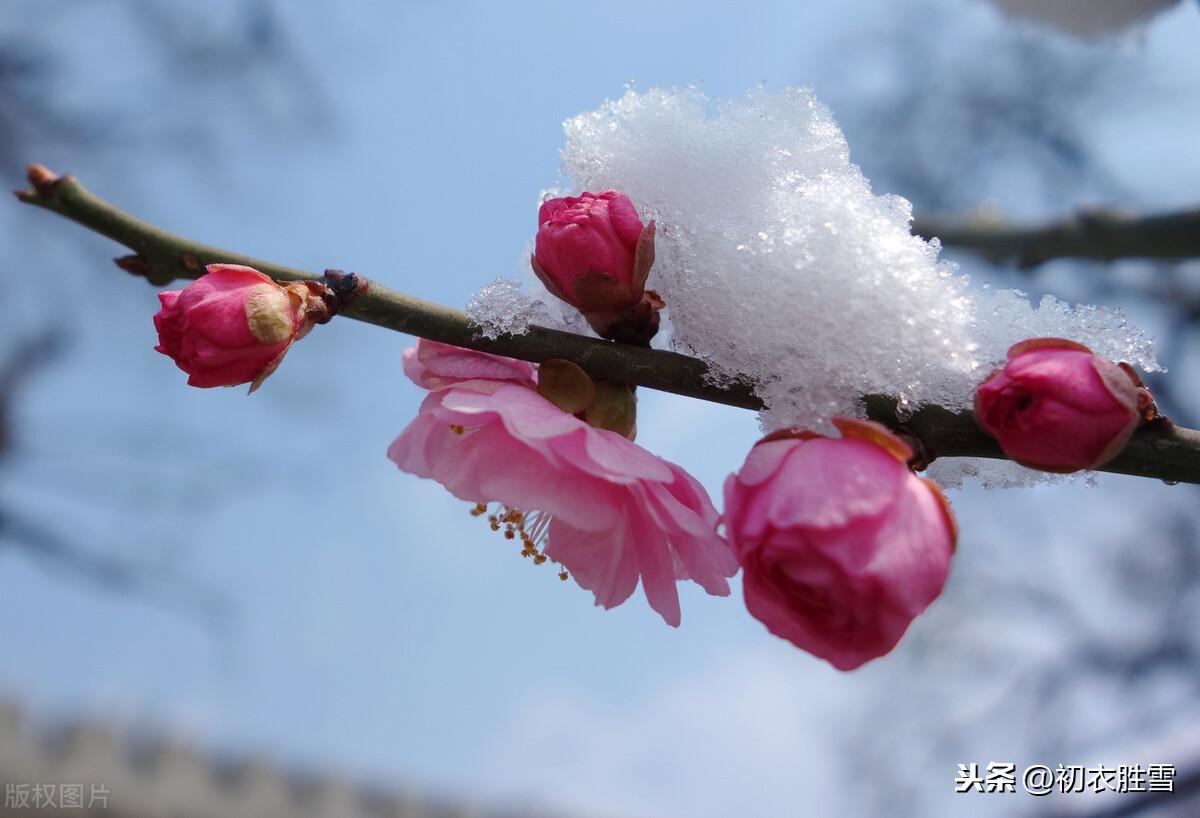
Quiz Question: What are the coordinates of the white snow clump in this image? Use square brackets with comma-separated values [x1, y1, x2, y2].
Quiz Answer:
[555, 86, 1158, 433]
[467, 86, 1159, 485]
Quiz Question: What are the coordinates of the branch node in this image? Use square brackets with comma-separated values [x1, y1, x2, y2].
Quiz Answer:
[322, 268, 370, 301]
[897, 431, 935, 471]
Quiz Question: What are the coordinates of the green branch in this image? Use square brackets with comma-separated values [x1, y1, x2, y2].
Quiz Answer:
[16, 164, 1200, 484]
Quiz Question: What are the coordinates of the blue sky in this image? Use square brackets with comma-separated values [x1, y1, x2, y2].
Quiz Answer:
[3, 1, 1200, 816]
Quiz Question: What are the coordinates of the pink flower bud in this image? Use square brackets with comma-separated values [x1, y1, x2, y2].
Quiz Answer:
[153, 264, 318, 391]
[533, 190, 659, 342]
[723, 419, 956, 671]
[974, 338, 1146, 472]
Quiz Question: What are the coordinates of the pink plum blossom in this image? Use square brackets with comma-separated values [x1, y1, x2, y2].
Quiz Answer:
[388, 340, 737, 626]
[535, 191, 645, 302]
[974, 338, 1146, 472]
[723, 419, 956, 671]
[533, 191, 660, 343]
[153, 263, 318, 390]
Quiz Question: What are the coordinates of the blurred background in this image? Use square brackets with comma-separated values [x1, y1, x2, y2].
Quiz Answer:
[1, 0, 1198, 816]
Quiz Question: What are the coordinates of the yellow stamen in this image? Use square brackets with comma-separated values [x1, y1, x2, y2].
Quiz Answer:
[472, 504, 568, 581]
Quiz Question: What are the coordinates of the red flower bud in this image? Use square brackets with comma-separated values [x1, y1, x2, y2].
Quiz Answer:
[532, 190, 659, 343]
[974, 338, 1148, 472]
[153, 264, 319, 391]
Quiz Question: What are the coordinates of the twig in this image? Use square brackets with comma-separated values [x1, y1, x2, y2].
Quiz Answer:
[0, 505, 229, 630]
[15, 164, 1200, 484]
[913, 207, 1200, 268]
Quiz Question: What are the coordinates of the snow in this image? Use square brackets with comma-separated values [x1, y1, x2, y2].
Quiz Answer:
[465, 277, 545, 339]
[468, 86, 1160, 486]
[466, 275, 595, 339]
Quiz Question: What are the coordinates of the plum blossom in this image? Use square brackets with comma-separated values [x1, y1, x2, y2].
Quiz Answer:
[533, 190, 660, 344]
[723, 419, 956, 670]
[153, 263, 322, 390]
[974, 338, 1148, 473]
[388, 340, 737, 626]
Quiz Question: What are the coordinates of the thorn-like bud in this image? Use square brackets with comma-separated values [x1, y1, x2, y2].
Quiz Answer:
[26, 163, 61, 196]
[115, 255, 177, 287]
[115, 255, 151, 277]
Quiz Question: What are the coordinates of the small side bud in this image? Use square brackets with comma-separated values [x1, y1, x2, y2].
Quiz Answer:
[115, 254, 176, 286]
[584, 382, 638, 440]
[536, 359, 595, 414]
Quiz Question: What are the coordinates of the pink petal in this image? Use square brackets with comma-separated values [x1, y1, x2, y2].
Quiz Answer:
[546, 515, 641, 611]
[602, 191, 646, 252]
[643, 481, 734, 596]
[862, 476, 954, 613]
[634, 512, 684, 628]
[763, 438, 903, 530]
[735, 438, 797, 487]
[550, 424, 676, 484]
[404, 340, 536, 390]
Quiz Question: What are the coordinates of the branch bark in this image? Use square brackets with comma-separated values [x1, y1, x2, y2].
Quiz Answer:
[913, 207, 1200, 268]
[15, 165, 1200, 484]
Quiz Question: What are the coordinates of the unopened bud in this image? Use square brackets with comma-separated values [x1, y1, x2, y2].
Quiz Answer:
[153, 263, 321, 391]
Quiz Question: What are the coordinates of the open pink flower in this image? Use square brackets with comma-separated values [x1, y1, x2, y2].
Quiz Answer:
[974, 338, 1146, 472]
[388, 340, 737, 626]
[723, 419, 956, 671]
[154, 263, 319, 390]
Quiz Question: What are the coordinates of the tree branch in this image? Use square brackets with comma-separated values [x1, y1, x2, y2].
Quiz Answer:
[913, 206, 1200, 268]
[15, 165, 1200, 484]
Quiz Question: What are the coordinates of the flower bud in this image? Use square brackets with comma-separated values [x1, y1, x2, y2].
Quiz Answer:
[532, 190, 660, 343]
[535, 359, 595, 414]
[974, 338, 1148, 472]
[535, 359, 638, 439]
[723, 419, 956, 671]
[583, 381, 638, 440]
[153, 263, 320, 391]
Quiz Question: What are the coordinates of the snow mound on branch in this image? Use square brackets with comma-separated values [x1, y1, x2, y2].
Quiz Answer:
[467, 86, 1160, 485]
[466, 277, 545, 339]
[557, 86, 1158, 438]
[985, 0, 1180, 39]
[467, 276, 594, 338]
